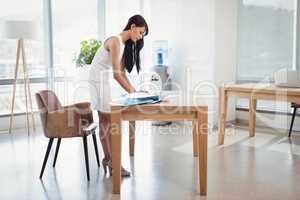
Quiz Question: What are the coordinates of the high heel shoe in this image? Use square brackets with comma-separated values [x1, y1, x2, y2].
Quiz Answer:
[102, 158, 110, 174]
[102, 158, 130, 177]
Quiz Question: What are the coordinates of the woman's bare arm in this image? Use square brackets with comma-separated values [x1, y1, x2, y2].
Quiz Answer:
[120, 67, 135, 91]
[108, 37, 136, 93]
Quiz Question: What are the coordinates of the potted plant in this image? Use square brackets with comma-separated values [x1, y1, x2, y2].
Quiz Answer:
[73, 39, 101, 79]
[74, 39, 101, 67]
[72, 39, 101, 102]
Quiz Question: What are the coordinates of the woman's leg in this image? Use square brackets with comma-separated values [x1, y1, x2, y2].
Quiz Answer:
[98, 111, 130, 176]
[97, 111, 111, 160]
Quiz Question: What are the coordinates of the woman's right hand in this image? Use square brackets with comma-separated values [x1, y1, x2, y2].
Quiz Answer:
[128, 88, 136, 93]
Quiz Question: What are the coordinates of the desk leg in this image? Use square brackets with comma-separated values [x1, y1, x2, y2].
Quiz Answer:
[111, 112, 121, 194]
[129, 121, 135, 156]
[192, 120, 198, 157]
[249, 98, 257, 137]
[198, 109, 208, 195]
[218, 87, 228, 145]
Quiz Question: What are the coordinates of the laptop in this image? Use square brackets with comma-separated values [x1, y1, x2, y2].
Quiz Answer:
[274, 68, 300, 88]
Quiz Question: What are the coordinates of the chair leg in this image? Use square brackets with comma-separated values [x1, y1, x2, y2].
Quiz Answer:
[289, 108, 297, 137]
[82, 135, 90, 181]
[40, 138, 54, 179]
[53, 138, 61, 167]
[92, 132, 100, 167]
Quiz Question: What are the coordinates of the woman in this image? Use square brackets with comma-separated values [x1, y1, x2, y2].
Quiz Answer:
[89, 15, 148, 176]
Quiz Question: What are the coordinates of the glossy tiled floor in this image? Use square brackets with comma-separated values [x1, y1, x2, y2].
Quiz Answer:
[0, 121, 300, 200]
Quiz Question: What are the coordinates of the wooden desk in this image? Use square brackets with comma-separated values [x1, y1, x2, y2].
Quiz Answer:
[110, 97, 208, 195]
[218, 83, 300, 145]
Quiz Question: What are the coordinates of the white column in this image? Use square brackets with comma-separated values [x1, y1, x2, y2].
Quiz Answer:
[98, 0, 106, 40]
[43, 0, 54, 90]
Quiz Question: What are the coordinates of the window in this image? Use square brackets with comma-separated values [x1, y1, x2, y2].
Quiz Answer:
[0, 0, 45, 115]
[236, 0, 297, 114]
[237, 0, 295, 82]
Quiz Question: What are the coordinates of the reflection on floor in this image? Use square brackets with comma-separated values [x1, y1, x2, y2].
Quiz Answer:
[0, 121, 299, 200]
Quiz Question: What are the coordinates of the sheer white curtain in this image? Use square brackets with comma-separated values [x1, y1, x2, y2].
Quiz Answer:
[237, 0, 295, 81]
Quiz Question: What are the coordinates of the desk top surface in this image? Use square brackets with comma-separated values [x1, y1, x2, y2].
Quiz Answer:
[110, 91, 209, 113]
[223, 83, 300, 95]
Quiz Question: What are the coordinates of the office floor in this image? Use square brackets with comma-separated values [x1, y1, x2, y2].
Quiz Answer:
[0, 121, 300, 200]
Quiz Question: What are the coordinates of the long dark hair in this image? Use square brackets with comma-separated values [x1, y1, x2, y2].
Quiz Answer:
[123, 15, 148, 73]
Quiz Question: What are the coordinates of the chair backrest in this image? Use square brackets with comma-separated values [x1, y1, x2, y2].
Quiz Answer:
[35, 90, 63, 137]
[36, 90, 63, 112]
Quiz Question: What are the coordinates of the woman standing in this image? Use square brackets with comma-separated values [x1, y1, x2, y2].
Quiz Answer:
[89, 15, 148, 176]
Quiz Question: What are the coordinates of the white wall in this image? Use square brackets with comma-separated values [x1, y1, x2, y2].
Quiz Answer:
[105, 0, 141, 37]
[145, 0, 216, 87]
[147, 0, 184, 85]
[213, 0, 238, 124]
[144, 0, 238, 128]
[142, 0, 214, 129]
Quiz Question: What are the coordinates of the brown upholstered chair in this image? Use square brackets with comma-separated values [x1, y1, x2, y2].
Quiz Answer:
[35, 90, 100, 181]
[289, 103, 300, 137]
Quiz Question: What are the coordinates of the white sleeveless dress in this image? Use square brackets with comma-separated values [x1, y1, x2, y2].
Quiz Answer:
[89, 35, 125, 112]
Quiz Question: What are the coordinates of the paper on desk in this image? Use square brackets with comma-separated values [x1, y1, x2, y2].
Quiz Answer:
[113, 92, 161, 106]
[126, 92, 159, 100]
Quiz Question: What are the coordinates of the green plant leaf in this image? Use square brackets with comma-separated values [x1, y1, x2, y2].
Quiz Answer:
[74, 39, 102, 67]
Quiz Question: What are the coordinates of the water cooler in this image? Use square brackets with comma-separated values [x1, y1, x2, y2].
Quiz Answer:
[151, 40, 172, 126]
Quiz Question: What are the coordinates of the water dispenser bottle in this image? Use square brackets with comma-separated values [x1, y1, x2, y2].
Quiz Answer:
[153, 40, 168, 66]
